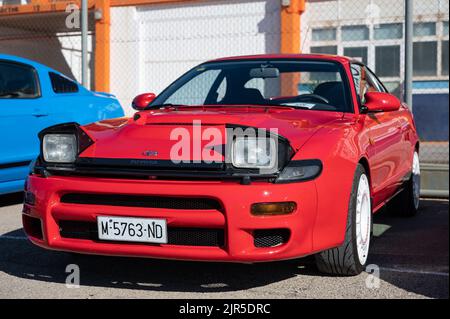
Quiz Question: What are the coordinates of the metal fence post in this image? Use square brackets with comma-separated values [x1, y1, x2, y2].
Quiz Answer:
[81, 0, 88, 88]
[404, 0, 413, 109]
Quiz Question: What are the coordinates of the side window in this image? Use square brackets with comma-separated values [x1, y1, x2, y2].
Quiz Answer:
[245, 78, 265, 95]
[49, 72, 79, 93]
[351, 64, 364, 104]
[365, 68, 387, 93]
[0, 61, 39, 99]
[351, 64, 383, 107]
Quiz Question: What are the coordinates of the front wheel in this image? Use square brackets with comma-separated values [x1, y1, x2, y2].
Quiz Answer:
[315, 164, 372, 276]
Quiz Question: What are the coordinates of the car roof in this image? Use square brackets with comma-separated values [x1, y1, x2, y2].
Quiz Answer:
[208, 54, 359, 65]
[0, 53, 87, 90]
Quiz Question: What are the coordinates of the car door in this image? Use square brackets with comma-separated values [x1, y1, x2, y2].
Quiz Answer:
[366, 68, 412, 176]
[352, 64, 403, 207]
[0, 60, 49, 184]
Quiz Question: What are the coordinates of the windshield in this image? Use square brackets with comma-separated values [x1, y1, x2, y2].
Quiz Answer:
[150, 59, 352, 112]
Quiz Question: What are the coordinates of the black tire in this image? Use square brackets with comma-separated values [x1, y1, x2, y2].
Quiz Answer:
[314, 164, 372, 276]
[386, 152, 420, 218]
[387, 173, 419, 218]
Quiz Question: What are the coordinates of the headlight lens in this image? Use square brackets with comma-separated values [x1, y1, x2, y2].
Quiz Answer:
[276, 160, 322, 183]
[43, 134, 77, 163]
[232, 137, 277, 169]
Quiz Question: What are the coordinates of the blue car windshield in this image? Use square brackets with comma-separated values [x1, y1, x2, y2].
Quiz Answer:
[150, 59, 353, 113]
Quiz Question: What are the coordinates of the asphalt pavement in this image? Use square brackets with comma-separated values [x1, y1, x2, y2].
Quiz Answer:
[0, 193, 448, 299]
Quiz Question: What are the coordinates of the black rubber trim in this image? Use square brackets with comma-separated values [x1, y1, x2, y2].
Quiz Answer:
[60, 193, 223, 211]
[76, 157, 225, 170]
[0, 161, 31, 169]
[59, 220, 225, 247]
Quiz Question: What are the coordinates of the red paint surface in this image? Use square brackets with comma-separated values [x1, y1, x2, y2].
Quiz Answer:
[24, 55, 419, 262]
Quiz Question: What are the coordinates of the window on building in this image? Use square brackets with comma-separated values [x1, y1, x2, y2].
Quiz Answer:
[310, 46, 338, 55]
[0, 61, 39, 98]
[443, 21, 449, 36]
[312, 28, 336, 41]
[414, 22, 436, 37]
[384, 82, 402, 99]
[344, 47, 368, 64]
[442, 41, 449, 76]
[342, 26, 369, 41]
[413, 42, 438, 76]
[375, 46, 401, 77]
[49, 72, 79, 93]
[374, 23, 403, 40]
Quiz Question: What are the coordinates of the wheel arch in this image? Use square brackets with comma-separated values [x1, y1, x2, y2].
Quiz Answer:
[358, 156, 372, 190]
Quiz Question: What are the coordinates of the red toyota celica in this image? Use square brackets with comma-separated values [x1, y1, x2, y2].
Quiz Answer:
[23, 54, 420, 276]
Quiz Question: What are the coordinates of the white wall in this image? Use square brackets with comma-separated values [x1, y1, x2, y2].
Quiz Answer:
[111, 0, 280, 115]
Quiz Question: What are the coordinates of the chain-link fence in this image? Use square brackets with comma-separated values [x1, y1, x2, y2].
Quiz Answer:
[109, 0, 282, 114]
[301, 0, 449, 166]
[0, 0, 449, 183]
[0, 4, 96, 90]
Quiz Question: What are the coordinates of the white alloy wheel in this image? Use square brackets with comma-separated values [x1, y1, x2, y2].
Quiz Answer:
[355, 174, 371, 265]
[412, 152, 421, 210]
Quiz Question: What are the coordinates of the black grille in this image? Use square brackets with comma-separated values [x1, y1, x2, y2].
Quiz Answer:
[168, 228, 224, 247]
[254, 229, 290, 248]
[60, 193, 222, 211]
[59, 221, 224, 247]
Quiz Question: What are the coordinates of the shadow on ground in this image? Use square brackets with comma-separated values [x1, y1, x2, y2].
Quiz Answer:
[0, 192, 23, 208]
[0, 196, 448, 298]
[0, 228, 318, 293]
[368, 199, 449, 298]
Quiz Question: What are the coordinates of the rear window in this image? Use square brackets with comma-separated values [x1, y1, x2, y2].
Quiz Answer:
[49, 72, 79, 94]
[0, 61, 39, 99]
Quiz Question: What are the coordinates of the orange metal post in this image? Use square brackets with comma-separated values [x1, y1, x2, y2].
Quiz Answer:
[95, 0, 111, 93]
[280, 0, 305, 96]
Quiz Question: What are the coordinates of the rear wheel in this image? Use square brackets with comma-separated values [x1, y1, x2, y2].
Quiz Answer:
[315, 164, 372, 276]
[388, 151, 420, 217]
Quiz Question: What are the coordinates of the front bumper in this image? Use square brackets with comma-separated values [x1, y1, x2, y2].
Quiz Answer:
[23, 175, 318, 262]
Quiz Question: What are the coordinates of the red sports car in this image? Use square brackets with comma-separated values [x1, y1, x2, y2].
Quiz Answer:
[23, 54, 420, 276]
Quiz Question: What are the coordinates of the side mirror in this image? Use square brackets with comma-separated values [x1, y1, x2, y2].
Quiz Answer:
[363, 92, 401, 113]
[132, 93, 156, 111]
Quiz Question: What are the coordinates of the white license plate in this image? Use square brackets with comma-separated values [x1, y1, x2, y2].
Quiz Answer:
[97, 216, 168, 244]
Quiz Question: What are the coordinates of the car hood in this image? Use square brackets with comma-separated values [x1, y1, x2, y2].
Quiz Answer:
[80, 106, 343, 161]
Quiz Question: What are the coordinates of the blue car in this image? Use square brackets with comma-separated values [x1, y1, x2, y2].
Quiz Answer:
[0, 54, 124, 194]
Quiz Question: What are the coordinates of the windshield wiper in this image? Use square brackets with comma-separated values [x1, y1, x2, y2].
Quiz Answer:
[257, 103, 312, 110]
[150, 103, 186, 109]
[149, 103, 312, 111]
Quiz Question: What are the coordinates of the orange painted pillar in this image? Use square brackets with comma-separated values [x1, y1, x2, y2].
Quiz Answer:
[280, 0, 305, 96]
[95, 0, 111, 93]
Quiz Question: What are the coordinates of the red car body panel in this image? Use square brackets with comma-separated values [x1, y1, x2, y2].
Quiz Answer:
[23, 54, 419, 262]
